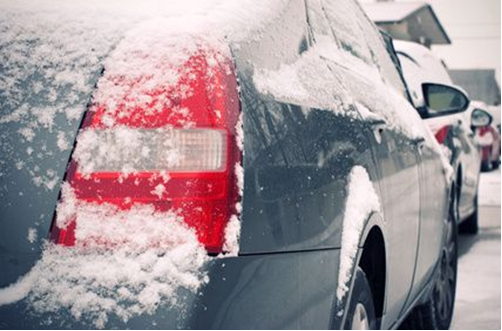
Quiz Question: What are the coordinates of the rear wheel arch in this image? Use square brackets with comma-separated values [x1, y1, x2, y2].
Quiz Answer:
[358, 221, 387, 321]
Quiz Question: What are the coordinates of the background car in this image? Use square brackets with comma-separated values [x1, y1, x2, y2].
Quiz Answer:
[0, 0, 467, 329]
[470, 101, 501, 171]
[394, 40, 483, 234]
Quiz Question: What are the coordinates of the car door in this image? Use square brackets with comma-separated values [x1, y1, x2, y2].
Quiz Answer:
[381, 34, 448, 302]
[316, 0, 422, 326]
[234, 0, 382, 255]
[394, 41, 481, 222]
[455, 111, 481, 219]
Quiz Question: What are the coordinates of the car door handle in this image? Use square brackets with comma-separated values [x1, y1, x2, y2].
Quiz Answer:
[368, 119, 386, 144]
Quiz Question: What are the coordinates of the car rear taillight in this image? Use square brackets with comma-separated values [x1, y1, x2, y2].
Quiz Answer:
[50, 47, 241, 254]
[434, 126, 450, 145]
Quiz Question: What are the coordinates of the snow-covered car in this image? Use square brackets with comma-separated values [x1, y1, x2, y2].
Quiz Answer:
[470, 101, 501, 171]
[0, 0, 467, 329]
[394, 40, 483, 234]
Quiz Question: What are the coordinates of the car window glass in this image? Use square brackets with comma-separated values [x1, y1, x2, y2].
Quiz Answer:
[235, 0, 310, 71]
[304, 0, 338, 45]
[378, 32, 411, 100]
[320, 0, 408, 99]
[397, 53, 426, 106]
[320, 0, 373, 63]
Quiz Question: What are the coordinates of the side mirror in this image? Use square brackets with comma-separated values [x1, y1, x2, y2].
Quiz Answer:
[471, 108, 493, 128]
[418, 83, 470, 119]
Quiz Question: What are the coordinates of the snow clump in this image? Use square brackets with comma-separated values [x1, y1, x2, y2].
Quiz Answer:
[336, 166, 380, 311]
[0, 184, 210, 328]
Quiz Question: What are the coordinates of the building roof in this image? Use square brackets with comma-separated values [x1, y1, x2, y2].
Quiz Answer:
[450, 69, 501, 106]
[362, 2, 451, 46]
[363, 2, 424, 23]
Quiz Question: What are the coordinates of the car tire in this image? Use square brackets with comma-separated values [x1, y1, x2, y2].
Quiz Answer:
[459, 195, 478, 234]
[481, 159, 492, 172]
[344, 267, 377, 330]
[491, 159, 500, 170]
[399, 185, 458, 330]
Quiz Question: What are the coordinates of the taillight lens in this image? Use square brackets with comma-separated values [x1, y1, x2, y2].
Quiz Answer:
[50, 45, 241, 254]
[434, 126, 450, 145]
[74, 128, 227, 173]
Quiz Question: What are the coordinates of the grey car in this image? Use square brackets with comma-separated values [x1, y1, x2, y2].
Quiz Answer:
[0, 0, 469, 329]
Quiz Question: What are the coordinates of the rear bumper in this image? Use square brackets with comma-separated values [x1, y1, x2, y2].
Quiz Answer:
[481, 146, 491, 162]
[0, 249, 341, 329]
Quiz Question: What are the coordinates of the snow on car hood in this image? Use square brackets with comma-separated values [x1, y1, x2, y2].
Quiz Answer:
[0, 0, 286, 326]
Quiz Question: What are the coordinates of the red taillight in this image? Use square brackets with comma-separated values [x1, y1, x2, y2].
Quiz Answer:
[50, 47, 241, 254]
[434, 126, 450, 145]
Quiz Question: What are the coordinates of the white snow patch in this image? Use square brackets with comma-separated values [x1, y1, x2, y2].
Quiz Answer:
[56, 132, 70, 151]
[222, 215, 241, 257]
[18, 128, 36, 142]
[0, 187, 210, 328]
[0, 271, 38, 306]
[235, 163, 244, 197]
[440, 144, 453, 162]
[55, 182, 77, 229]
[31, 170, 59, 191]
[73, 127, 227, 176]
[151, 184, 166, 199]
[235, 113, 244, 152]
[251, 28, 433, 145]
[254, 63, 311, 105]
[73, 127, 183, 176]
[356, 102, 385, 123]
[336, 166, 380, 307]
[27, 228, 38, 244]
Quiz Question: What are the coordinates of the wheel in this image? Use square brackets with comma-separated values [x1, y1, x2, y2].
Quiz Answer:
[344, 267, 377, 330]
[459, 195, 478, 234]
[399, 185, 458, 330]
[430, 203, 458, 330]
[481, 159, 492, 172]
[491, 158, 500, 170]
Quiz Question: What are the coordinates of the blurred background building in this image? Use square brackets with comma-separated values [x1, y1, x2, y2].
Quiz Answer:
[450, 69, 501, 106]
[363, 1, 450, 48]
[361, 0, 501, 111]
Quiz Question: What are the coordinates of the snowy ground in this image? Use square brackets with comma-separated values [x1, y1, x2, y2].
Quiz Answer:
[451, 168, 501, 330]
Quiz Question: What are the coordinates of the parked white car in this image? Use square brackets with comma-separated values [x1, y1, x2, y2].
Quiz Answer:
[394, 40, 483, 234]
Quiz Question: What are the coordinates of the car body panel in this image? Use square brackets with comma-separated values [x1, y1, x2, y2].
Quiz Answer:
[472, 101, 502, 169]
[394, 39, 481, 222]
[0, 61, 105, 288]
[0, 249, 340, 329]
[360, 119, 421, 324]
[479, 125, 501, 165]
[0, 0, 452, 329]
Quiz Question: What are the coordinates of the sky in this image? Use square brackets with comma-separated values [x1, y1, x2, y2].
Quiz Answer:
[427, 0, 501, 86]
[360, 0, 501, 85]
